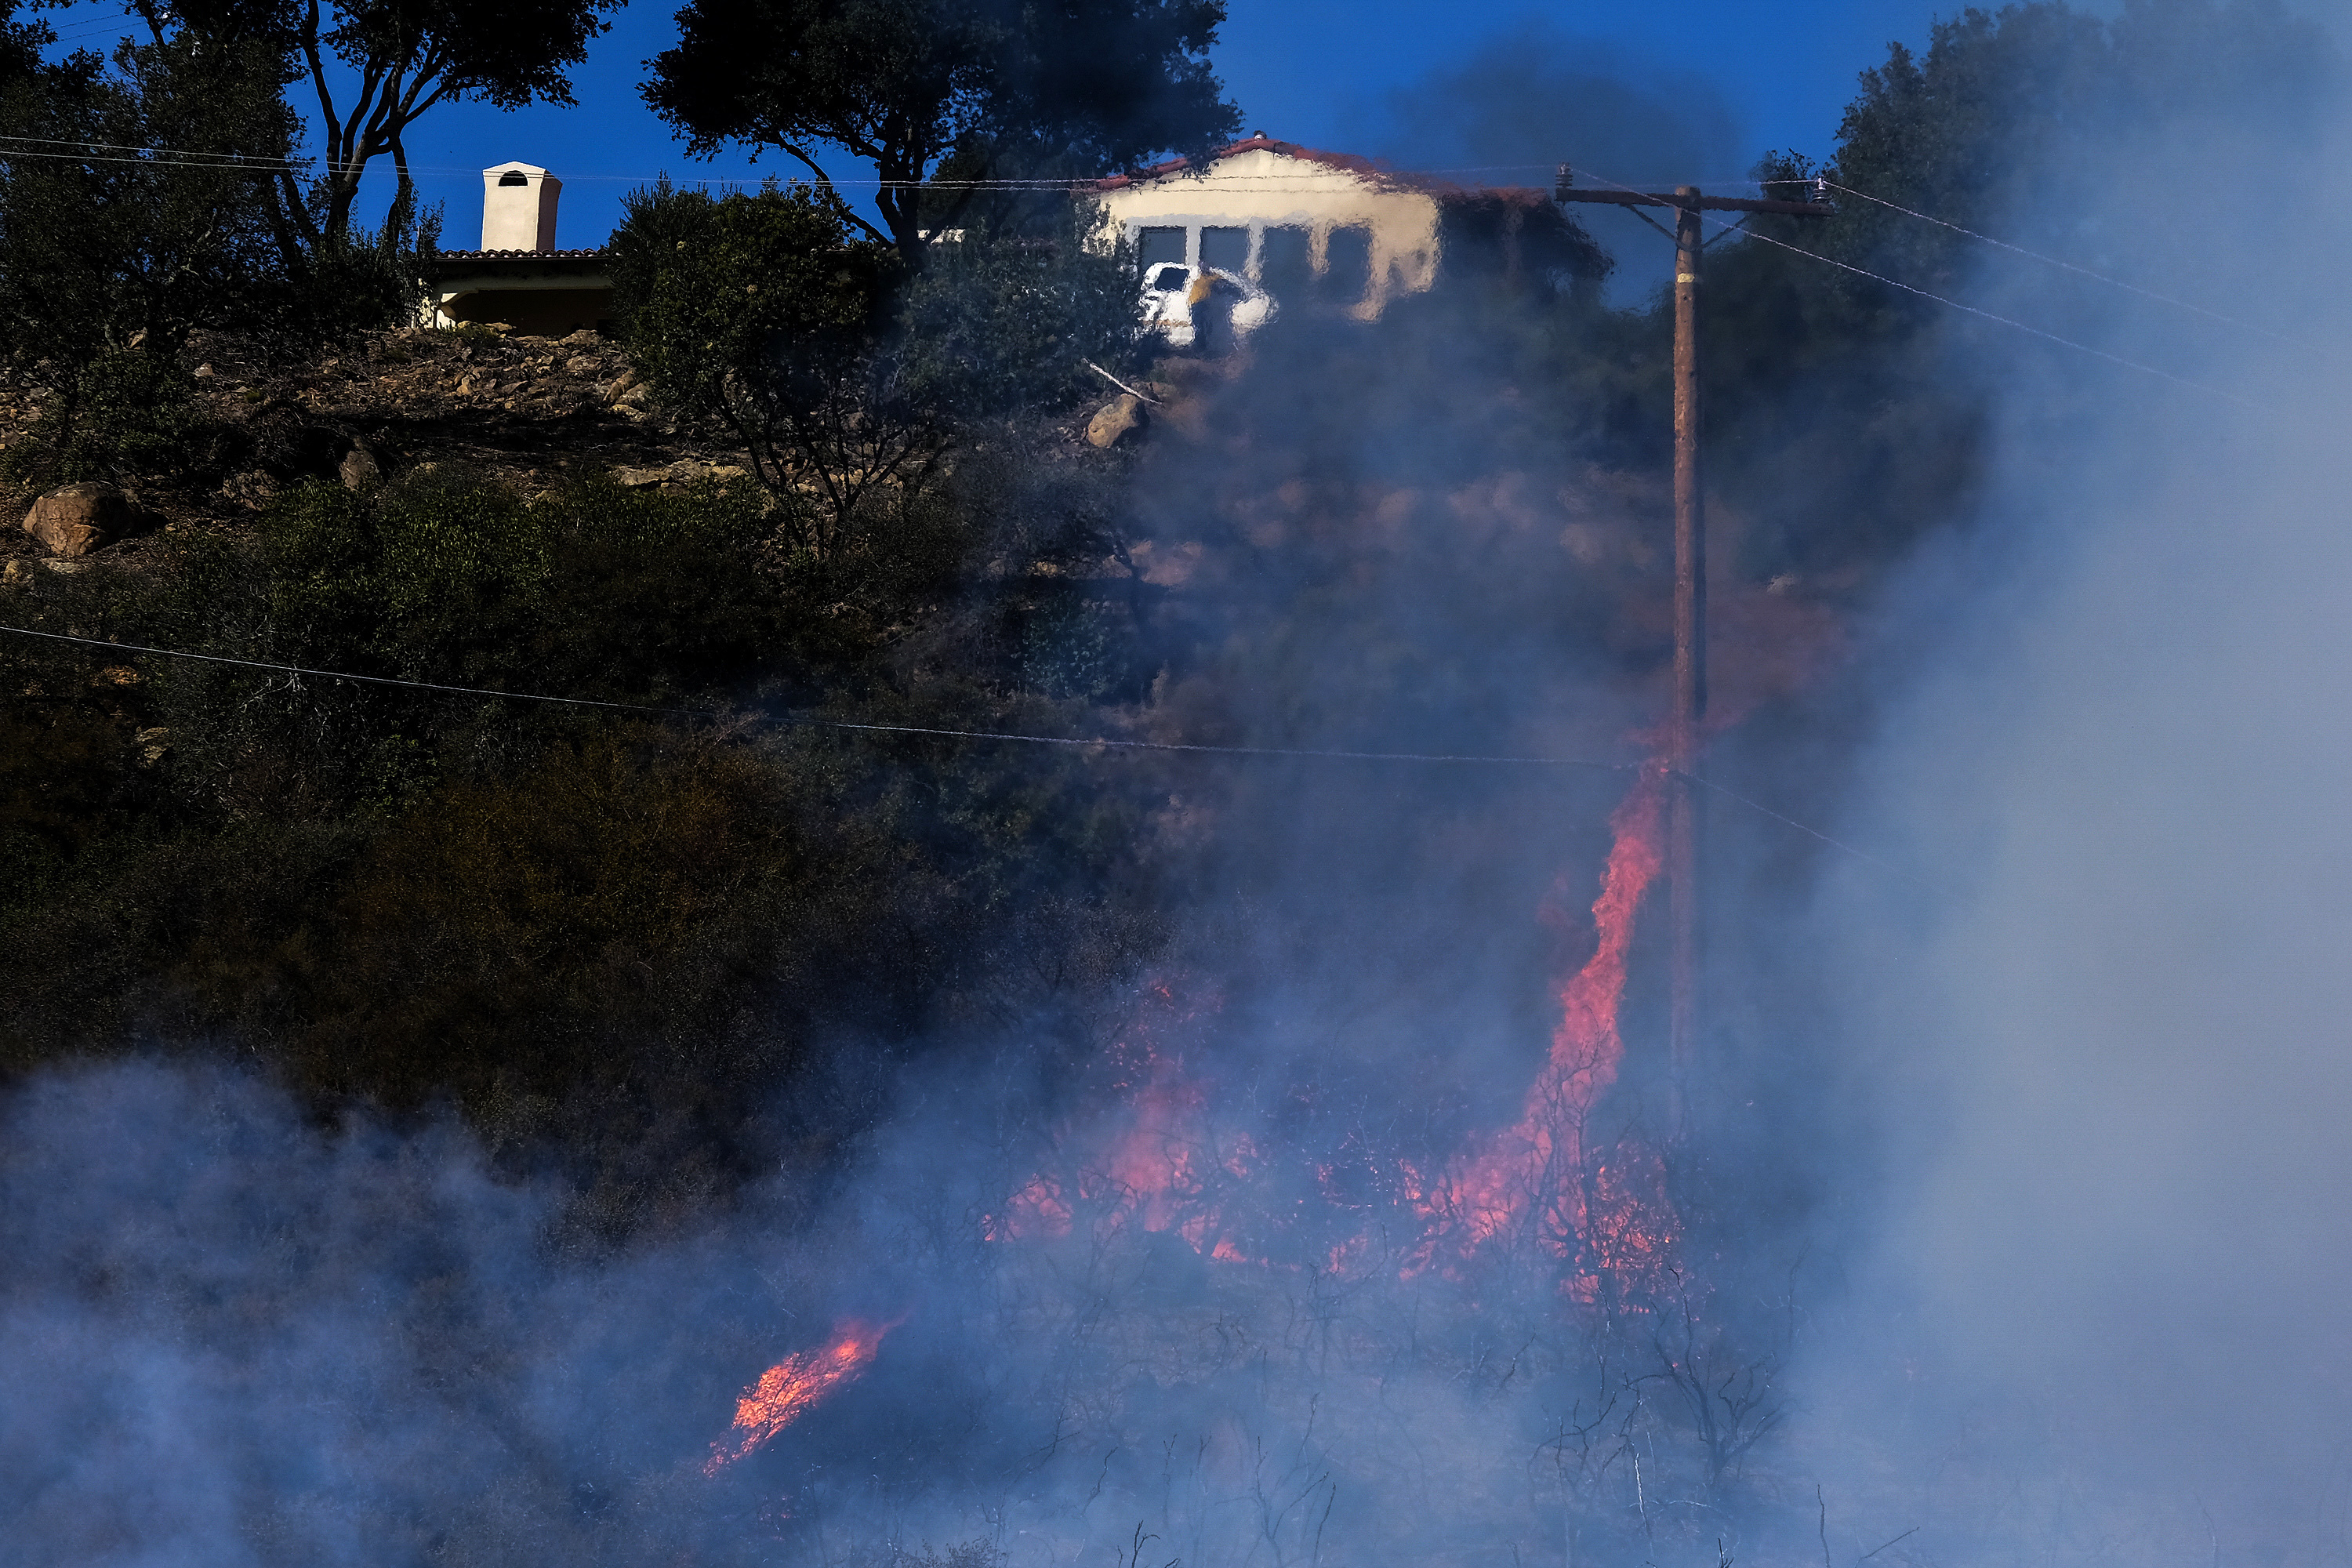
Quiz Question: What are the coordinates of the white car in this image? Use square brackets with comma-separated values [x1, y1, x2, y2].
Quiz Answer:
[1138, 263, 1277, 350]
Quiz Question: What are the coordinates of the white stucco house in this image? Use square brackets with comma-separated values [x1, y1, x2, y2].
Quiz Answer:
[1091, 136, 1608, 345]
[423, 162, 613, 336]
[412, 142, 1602, 345]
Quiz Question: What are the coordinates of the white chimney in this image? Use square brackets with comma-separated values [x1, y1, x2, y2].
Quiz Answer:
[481, 162, 561, 252]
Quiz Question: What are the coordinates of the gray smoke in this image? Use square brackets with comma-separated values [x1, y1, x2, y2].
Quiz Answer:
[13, 13, 2352, 1568]
[1785, 74, 2352, 1568]
[1347, 22, 1746, 304]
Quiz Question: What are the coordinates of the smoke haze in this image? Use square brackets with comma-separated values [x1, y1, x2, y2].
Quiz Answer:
[11, 9, 2352, 1567]
[1779, 45, 2352, 1562]
[1348, 22, 1748, 305]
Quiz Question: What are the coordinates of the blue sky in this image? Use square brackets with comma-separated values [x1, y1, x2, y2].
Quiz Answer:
[35, 0, 1935, 238]
[41, 0, 2332, 295]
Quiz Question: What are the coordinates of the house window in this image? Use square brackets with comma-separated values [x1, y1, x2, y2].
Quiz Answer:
[1199, 226, 1249, 275]
[498, 170, 529, 187]
[1324, 227, 1372, 301]
[1137, 227, 1185, 273]
[1259, 227, 1312, 299]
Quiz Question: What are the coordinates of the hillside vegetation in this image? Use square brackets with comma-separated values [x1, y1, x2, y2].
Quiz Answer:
[2, 0, 2335, 1244]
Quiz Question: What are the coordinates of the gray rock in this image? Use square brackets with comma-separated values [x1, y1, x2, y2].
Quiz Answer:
[220, 470, 278, 510]
[1085, 393, 1149, 448]
[339, 444, 381, 489]
[23, 482, 141, 557]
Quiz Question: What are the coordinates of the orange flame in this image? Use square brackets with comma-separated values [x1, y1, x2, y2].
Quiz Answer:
[710, 775, 1692, 1457]
[977, 771, 1682, 1303]
[1402, 767, 1679, 1294]
[982, 981, 1238, 1249]
[702, 1319, 895, 1476]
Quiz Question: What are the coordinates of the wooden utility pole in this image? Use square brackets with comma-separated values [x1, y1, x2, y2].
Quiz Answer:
[1554, 169, 1835, 1133]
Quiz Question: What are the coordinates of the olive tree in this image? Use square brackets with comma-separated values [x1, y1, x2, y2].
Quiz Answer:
[609, 180, 1142, 564]
[0, 24, 419, 476]
[642, 0, 1240, 261]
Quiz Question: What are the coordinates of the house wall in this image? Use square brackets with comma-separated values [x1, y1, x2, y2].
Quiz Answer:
[434, 285, 612, 337]
[1094, 147, 1441, 318]
[424, 256, 614, 335]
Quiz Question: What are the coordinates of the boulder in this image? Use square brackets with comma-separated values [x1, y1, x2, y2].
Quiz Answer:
[339, 444, 382, 489]
[1085, 393, 1149, 448]
[22, 482, 141, 557]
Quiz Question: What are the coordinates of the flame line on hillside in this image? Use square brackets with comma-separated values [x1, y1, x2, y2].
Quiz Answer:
[1403, 767, 1678, 1294]
[703, 1318, 898, 1477]
[984, 768, 1682, 1301]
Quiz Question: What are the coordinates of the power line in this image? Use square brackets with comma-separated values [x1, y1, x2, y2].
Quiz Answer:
[1820, 179, 2285, 342]
[38, 8, 141, 45]
[0, 622, 1634, 770]
[1719, 209, 2246, 402]
[2, 622, 1922, 875]
[0, 133, 307, 162]
[0, 135, 1764, 192]
[0, 135, 349, 176]
[1563, 164, 2244, 404]
[1677, 769, 1915, 884]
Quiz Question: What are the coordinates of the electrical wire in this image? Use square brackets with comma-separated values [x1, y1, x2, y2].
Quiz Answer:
[0, 626, 1947, 877]
[0, 622, 1635, 769]
[1721, 211, 2245, 401]
[38, 9, 141, 45]
[1677, 769, 1915, 883]
[0, 135, 1748, 192]
[1819, 179, 2285, 342]
[0, 133, 308, 162]
[1566, 164, 2245, 404]
[0, 145, 334, 176]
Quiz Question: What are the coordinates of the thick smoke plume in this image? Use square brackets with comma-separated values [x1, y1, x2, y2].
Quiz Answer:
[1349, 21, 1745, 304]
[10, 10, 2352, 1567]
[1778, 29, 2352, 1567]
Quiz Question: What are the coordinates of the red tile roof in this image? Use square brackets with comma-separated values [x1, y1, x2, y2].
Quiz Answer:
[428, 249, 611, 262]
[1090, 137, 1544, 205]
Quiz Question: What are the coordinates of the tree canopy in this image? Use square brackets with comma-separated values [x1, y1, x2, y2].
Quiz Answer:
[0, 12, 427, 478]
[608, 180, 1141, 561]
[642, 0, 1240, 258]
[74, 0, 622, 238]
[1693, 0, 2343, 584]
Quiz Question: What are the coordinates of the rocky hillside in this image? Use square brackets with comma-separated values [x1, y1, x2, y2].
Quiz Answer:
[1, 325, 764, 577]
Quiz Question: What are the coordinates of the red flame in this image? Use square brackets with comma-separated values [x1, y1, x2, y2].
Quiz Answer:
[1405, 766, 1679, 1295]
[738, 776, 1685, 1459]
[982, 981, 1243, 1250]
[702, 1319, 895, 1476]
[972, 771, 1683, 1303]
